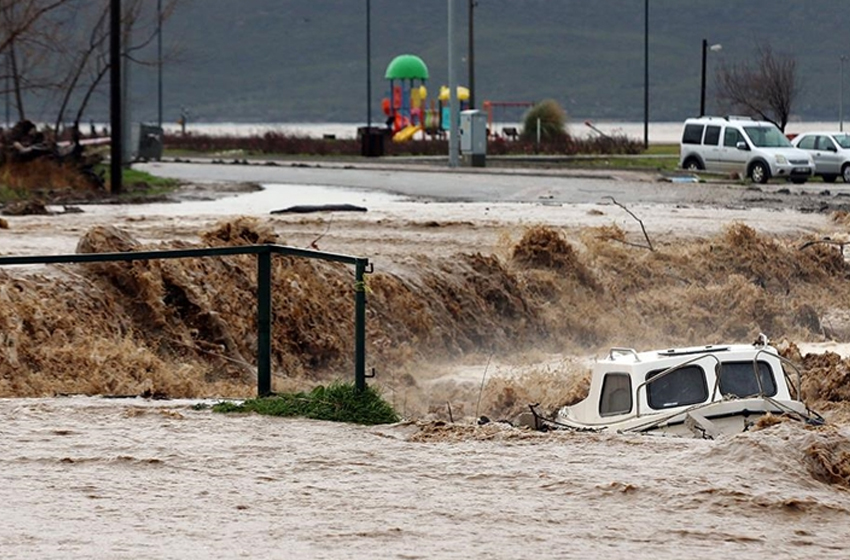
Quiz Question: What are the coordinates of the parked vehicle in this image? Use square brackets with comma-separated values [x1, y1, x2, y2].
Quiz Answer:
[679, 116, 814, 184]
[790, 131, 850, 183]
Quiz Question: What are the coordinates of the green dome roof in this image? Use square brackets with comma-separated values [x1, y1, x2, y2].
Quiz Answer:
[384, 55, 429, 80]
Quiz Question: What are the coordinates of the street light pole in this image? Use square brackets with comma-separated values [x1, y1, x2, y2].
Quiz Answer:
[468, 0, 475, 110]
[700, 39, 721, 117]
[366, 0, 372, 128]
[448, 0, 459, 168]
[700, 39, 707, 117]
[157, 0, 162, 129]
[4, 52, 9, 128]
[643, 0, 648, 148]
[109, 0, 122, 194]
[841, 55, 847, 132]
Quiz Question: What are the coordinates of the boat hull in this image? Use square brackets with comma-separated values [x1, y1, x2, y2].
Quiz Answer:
[554, 398, 814, 438]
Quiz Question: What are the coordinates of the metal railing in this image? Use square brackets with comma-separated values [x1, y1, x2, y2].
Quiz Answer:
[0, 244, 372, 396]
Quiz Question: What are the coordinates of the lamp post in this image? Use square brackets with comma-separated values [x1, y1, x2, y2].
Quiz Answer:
[4, 52, 9, 128]
[157, 0, 162, 129]
[840, 55, 847, 132]
[366, 0, 372, 128]
[448, 0, 459, 168]
[110, 0, 122, 194]
[700, 39, 722, 117]
[468, 0, 476, 109]
[643, 0, 648, 148]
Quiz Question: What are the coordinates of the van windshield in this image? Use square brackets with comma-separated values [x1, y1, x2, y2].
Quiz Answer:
[742, 126, 793, 148]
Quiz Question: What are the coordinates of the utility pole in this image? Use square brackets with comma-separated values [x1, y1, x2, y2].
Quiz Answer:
[841, 55, 847, 132]
[4, 52, 9, 128]
[700, 39, 707, 117]
[110, 0, 122, 194]
[700, 40, 721, 117]
[157, 0, 163, 129]
[366, 0, 372, 128]
[448, 0, 459, 167]
[643, 0, 648, 149]
[468, 0, 475, 109]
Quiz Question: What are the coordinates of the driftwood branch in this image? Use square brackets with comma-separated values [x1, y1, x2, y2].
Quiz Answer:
[308, 215, 334, 250]
[602, 196, 654, 251]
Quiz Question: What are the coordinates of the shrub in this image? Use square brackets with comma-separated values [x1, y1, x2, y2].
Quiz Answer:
[521, 99, 568, 142]
[212, 382, 400, 425]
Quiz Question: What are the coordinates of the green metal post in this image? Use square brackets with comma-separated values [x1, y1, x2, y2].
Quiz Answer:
[354, 258, 367, 392]
[257, 249, 272, 396]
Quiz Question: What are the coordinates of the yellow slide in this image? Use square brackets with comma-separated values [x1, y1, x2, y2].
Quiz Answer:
[392, 124, 422, 142]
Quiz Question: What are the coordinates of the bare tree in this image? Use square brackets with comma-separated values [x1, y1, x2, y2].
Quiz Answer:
[0, 0, 73, 54]
[715, 44, 800, 132]
[0, 0, 181, 132]
[1, 0, 72, 121]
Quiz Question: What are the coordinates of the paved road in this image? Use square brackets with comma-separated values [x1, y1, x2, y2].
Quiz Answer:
[136, 159, 850, 212]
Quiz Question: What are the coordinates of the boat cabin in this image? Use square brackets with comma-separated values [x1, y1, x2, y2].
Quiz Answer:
[560, 342, 799, 430]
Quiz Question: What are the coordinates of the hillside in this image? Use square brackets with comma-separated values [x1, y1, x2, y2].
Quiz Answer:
[118, 0, 847, 125]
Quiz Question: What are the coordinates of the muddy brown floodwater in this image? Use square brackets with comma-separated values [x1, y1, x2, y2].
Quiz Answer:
[3, 163, 850, 558]
[2, 398, 850, 559]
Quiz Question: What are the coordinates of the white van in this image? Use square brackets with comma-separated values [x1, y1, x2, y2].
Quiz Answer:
[679, 116, 814, 184]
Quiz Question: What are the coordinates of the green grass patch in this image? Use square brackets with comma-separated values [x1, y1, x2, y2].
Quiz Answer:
[0, 184, 27, 203]
[212, 382, 400, 425]
[95, 165, 180, 197]
[122, 167, 179, 189]
[643, 143, 679, 155]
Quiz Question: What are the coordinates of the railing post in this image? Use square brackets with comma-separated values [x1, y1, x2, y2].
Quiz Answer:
[354, 258, 368, 392]
[257, 248, 272, 396]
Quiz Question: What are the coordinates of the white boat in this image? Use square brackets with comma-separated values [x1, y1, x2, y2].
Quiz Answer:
[525, 335, 823, 438]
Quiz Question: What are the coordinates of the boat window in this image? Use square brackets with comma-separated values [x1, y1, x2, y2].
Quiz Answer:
[717, 360, 777, 398]
[645, 365, 708, 410]
[599, 373, 632, 417]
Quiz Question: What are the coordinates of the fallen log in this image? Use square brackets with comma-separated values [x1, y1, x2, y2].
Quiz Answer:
[270, 203, 367, 214]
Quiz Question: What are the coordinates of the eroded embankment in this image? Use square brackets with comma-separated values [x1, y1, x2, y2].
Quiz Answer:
[3, 217, 850, 421]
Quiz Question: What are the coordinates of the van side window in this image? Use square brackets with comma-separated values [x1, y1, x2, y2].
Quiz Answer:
[682, 124, 704, 145]
[703, 125, 721, 146]
[599, 373, 632, 417]
[723, 128, 742, 147]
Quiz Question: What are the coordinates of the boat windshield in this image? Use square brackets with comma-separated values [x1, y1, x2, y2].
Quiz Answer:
[717, 360, 777, 397]
[645, 365, 708, 410]
[742, 126, 793, 148]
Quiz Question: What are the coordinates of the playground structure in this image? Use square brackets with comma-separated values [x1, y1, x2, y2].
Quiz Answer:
[482, 100, 535, 140]
[383, 54, 470, 142]
[381, 54, 534, 144]
[383, 54, 429, 142]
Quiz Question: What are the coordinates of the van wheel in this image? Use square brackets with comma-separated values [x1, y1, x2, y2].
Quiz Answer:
[843, 164, 850, 183]
[749, 161, 769, 184]
[823, 174, 838, 183]
[683, 157, 703, 171]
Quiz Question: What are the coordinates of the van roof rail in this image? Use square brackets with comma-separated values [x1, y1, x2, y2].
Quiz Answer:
[725, 115, 754, 121]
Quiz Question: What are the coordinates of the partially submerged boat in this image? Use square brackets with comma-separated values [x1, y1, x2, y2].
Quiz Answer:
[525, 335, 823, 438]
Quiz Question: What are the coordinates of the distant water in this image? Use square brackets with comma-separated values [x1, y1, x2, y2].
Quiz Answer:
[161, 120, 846, 144]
